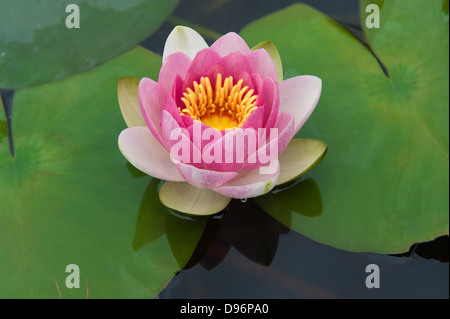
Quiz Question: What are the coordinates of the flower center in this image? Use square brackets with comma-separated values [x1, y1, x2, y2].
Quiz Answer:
[180, 73, 258, 130]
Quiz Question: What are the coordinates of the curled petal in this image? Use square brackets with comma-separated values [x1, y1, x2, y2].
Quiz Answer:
[278, 75, 322, 135]
[245, 49, 277, 81]
[250, 77, 279, 130]
[162, 92, 186, 129]
[242, 112, 294, 171]
[171, 156, 238, 189]
[158, 52, 192, 104]
[201, 127, 258, 173]
[269, 112, 295, 156]
[162, 26, 209, 62]
[161, 110, 192, 153]
[214, 160, 280, 199]
[139, 77, 165, 147]
[118, 127, 184, 182]
[251, 41, 283, 82]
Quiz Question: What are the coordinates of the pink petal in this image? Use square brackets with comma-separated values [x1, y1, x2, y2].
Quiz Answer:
[158, 52, 192, 105]
[210, 32, 251, 57]
[242, 112, 294, 171]
[263, 112, 295, 157]
[161, 110, 192, 153]
[263, 78, 279, 129]
[240, 105, 264, 130]
[217, 52, 252, 78]
[278, 75, 322, 135]
[213, 160, 280, 199]
[181, 71, 201, 98]
[162, 26, 209, 62]
[181, 113, 195, 128]
[118, 126, 185, 182]
[171, 157, 238, 189]
[252, 78, 279, 130]
[138, 77, 165, 147]
[204, 64, 226, 87]
[171, 74, 185, 110]
[201, 128, 259, 172]
[186, 49, 222, 77]
[185, 121, 222, 159]
[161, 111, 208, 169]
[162, 92, 186, 129]
[232, 69, 256, 92]
[250, 72, 263, 96]
[245, 49, 277, 81]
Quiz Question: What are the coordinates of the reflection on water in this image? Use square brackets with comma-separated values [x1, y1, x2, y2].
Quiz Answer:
[152, 176, 447, 298]
[265, 178, 323, 218]
[126, 162, 147, 179]
[191, 199, 289, 269]
[132, 178, 209, 268]
[130, 163, 448, 298]
[132, 178, 166, 251]
[132, 177, 310, 271]
[132, 177, 292, 270]
[165, 212, 209, 268]
[182, 186, 323, 273]
[160, 215, 449, 298]
[127, 134, 448, 298]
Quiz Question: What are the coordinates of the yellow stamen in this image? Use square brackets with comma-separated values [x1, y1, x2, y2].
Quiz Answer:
[179, 73, 258, 130]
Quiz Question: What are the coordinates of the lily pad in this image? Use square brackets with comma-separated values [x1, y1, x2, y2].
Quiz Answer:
[0, 46, 206, 298]
[0, 0, 179, 89]
[243, 1, 449, 253]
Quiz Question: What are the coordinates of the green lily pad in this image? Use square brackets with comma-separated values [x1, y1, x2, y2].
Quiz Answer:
[0, 46, 206, 298]
[0, 0, 179, 89]
[242, 1, 449, 253]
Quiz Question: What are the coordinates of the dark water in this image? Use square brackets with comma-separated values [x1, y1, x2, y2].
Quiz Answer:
[138, 0, 449, 299]
[157, 200, 448, 299]
[141, 0, 364, 53]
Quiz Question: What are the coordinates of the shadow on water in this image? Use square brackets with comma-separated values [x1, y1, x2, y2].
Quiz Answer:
[132, 178, 210, 268]
[150, 174, 448, 298]
[188, 199, 288, 270]
[131, 174, 325, 272]
[129, 171, 448, 298]
[129, 147, 448, 298]
[178, 177, 323, 272]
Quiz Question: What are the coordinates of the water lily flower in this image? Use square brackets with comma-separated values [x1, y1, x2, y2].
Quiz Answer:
[118, 26, 327, 215]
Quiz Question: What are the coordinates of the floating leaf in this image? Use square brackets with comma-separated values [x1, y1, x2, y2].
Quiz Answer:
[0, 47, 206, 298]
[241, 1, 449, 253]
[0, 0, 179, 89]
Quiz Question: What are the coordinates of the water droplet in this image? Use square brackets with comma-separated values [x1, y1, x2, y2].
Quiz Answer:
[241, 198, 248, 203]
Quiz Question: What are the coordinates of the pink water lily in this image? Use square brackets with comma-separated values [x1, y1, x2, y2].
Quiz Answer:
[118, 26, 327, 215]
